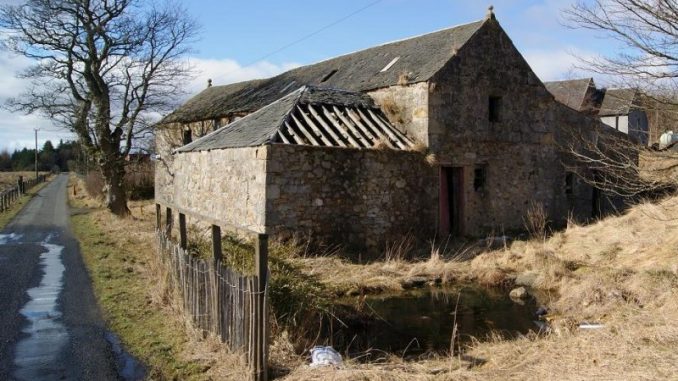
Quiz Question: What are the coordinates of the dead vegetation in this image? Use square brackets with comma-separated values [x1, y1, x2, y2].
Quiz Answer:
[70, 170, 678, 380]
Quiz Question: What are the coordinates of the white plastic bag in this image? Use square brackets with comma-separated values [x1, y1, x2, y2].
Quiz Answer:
[310, 346, 342, 367]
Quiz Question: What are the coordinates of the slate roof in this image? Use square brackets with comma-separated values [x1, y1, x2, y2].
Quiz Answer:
[598, 88, 637, 116]
[164, 19, 487, 124]
[543, 78, 594, 112]
[176, 86, 414, 152]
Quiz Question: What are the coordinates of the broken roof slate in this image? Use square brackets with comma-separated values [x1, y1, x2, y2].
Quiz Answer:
[176, 86, 413, 152]
[543, 78, 593, 112]
[163, 19, 486, 124]
[598, 88, 637, 116]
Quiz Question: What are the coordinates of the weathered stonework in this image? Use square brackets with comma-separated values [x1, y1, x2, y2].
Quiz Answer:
[265, 144, 437, 252]
[156, 145, 268, 233]
[368, 82, 429, 146]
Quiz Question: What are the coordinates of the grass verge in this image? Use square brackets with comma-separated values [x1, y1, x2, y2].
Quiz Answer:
[68, 175, 250, 380]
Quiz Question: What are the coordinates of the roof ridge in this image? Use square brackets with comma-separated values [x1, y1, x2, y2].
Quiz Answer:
[294, 19, 486, 70]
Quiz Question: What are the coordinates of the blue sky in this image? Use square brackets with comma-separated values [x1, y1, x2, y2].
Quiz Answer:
[0, 0, 618, 151]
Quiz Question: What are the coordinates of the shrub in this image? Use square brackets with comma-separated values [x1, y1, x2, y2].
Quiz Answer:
[524, 200, 549, 239]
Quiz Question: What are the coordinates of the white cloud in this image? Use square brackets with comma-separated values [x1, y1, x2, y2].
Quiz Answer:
[523, 48, 598, 82]
[0, 53, 73, 151]
[185, 58, 301, 95]
[0, 52, 299, 151]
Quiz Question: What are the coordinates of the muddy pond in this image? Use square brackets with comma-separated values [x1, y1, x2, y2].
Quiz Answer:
[323, 286, 548, 359]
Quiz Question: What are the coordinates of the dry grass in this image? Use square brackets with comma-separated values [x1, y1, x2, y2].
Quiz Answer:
[69, 175, 252, 380]
[280, 194, 678, 380]
[0, 171, 48, 191]
[69, 168, 678, 380]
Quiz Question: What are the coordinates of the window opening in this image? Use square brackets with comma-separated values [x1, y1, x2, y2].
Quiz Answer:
[321, 69, 338, 83]
[473, 166, 486, 191]
[380, 57, 400, 72]
[489, 96, 502, 122]
[182, 128, 192, 145]
[565, 172, 574, 195]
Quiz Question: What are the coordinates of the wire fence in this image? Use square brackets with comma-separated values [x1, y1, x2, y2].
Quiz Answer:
[156, 230, 268, 379]
[0, 175, 47, 212]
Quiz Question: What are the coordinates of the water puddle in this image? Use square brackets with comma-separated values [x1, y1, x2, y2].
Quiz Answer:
[0, 233, 23, 245]
[13, 237, 68, 381]
[104, 332, 146, 381]
[328, 286, 547, 358]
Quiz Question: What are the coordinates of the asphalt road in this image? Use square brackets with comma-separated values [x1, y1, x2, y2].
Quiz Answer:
[0, 174, 120, 380]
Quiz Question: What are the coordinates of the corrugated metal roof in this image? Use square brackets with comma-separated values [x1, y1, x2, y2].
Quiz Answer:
[176, 86, 415, 152]
[163, 19, 487, 124]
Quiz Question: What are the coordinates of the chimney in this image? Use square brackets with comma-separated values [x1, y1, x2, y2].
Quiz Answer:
[486, 5, 495, 20]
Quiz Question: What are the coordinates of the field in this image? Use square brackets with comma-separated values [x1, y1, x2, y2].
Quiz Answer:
[69, 172, 678, 380]
[0, 171, 47, 192]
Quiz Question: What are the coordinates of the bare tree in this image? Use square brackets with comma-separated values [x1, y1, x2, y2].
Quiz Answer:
[565, 1, 678, 100]
[560, 120, 677, 198]
[0, 0, 198, 215]
[563, 1, 678, 196]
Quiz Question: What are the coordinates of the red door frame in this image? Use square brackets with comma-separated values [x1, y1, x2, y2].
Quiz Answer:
[439, 166, 464, 236]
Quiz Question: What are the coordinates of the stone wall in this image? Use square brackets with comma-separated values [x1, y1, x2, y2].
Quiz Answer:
[157, 146, 268, 234]
[265, 144, 438, 254]
[369, 82, 430, 146]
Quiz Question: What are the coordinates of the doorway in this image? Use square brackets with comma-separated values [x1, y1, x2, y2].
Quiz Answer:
[440, 167, 464, 236]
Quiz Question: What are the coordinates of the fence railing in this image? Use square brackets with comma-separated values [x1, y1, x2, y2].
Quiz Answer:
[0, 175, 47, 212]
[155, 203, 269, 381]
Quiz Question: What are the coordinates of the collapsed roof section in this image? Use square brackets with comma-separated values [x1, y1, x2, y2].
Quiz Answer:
[176, 86, 415, 153]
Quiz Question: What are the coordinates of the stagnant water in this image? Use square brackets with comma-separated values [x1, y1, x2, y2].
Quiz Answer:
[326, 286, 546, 358]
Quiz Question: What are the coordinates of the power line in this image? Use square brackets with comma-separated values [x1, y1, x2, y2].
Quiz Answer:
[221, 0, 384, 79]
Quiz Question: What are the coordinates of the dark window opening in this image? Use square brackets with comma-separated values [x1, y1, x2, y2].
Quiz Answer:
[489, 96, 502, 122]
[321, 69, 338, 83]
[473, 166, 486, 191]
[182, 129, 192, 145]
[565, 172, 574, 195]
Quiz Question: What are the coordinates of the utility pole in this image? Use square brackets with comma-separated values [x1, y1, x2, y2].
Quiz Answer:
[34, 128, 38, 179]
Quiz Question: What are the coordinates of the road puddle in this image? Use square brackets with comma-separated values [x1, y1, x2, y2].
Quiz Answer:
[13, 237, 68, 381]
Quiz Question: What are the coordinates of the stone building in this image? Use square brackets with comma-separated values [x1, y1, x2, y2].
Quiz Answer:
[545, 78, 649, 145]
[156, 9, 626, 254]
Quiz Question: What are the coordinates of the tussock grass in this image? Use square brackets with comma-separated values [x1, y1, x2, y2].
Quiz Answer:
[280, 194, 678, 380]
[69, 169, 678, 380]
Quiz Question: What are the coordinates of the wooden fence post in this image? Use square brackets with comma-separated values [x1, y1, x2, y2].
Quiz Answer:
[211, 225, 222, 264]
[179, 213, 187, 249]
[155, 204, 161, 230]
[165, 207, 173, 236]
[254, 233, 268, 381]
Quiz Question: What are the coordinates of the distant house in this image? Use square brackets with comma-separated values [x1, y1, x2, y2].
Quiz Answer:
[598, 88, 649, 146]
[156, 9, 628, 254]
[544, 79, 649, 145]
[543, 78, 601, 116]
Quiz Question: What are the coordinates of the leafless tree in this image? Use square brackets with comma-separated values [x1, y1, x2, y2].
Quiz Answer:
[0, 0, 198, 215]
[565, 1, 678, 102]
[563, 1, 678, 196]
[560, 121, 677, 198]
